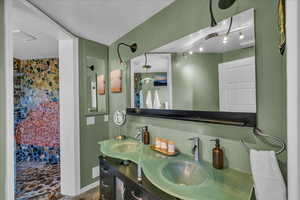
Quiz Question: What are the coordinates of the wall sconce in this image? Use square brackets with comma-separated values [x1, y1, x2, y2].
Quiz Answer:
[209, 0, 236, 27]
[117, 42, 138, 65]
[88, 65, 94, 71]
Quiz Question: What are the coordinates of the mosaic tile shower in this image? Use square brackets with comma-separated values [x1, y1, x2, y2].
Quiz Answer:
[14, 58, 61, 199]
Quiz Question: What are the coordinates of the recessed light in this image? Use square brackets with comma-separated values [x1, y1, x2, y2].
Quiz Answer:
[12, 29, 21, 33]
[223, 36, 228, 41]
[239, 32, 245, 40]
[188, 51, 193, 55]
[199, 47, 204, 52]
[223, 40, 228, 44]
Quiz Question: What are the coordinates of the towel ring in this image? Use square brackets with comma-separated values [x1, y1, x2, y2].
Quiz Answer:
[240, 128, 286, 155]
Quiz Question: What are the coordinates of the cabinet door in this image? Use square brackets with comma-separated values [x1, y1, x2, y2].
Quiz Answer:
[99, 158, 115, 200]
[123, 181, 160, 200]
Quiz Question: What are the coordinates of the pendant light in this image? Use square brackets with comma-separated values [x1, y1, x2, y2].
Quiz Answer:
[141, 53, 154, 85]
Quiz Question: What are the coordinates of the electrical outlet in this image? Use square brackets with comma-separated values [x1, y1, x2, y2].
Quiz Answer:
[92, 166, 99, 179]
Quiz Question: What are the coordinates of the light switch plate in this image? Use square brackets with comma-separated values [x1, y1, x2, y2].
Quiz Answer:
[104, 115, 109, 122]
[86, 116, 95, 125]
[92, 166, 99, 178]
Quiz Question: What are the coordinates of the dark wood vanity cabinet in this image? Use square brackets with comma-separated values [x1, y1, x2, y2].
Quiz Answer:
[99, 156, 178, 200]
[99, 157, 116, 200]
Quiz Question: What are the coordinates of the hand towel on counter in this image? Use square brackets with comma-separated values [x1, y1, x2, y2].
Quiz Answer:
[153, 90, 161, 109]
[250, 149, 287, 200]
[146, 90, 153, 109]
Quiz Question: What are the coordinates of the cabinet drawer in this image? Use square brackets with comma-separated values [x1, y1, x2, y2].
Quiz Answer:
[100, 176, 113, 190]
[124, 182, 158, 200]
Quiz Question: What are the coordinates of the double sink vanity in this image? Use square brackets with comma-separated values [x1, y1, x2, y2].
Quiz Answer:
[98, 138, 253, 200]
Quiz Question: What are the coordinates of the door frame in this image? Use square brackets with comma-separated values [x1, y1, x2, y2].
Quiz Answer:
[4, 0, 81, 198]
[287, 0, 300, 200]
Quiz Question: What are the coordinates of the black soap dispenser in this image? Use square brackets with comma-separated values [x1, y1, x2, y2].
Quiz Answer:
[210, 139, 224, 169]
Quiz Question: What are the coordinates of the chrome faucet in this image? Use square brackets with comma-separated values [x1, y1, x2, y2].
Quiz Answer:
[189, 137, 200, 161]
[135, 126, 145, 143]
[135, 126, 146, 182]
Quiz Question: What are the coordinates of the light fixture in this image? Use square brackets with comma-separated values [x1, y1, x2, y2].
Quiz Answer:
[188, 51, 193, 55]
[219, 0, 236, 9]
[199, 47, 204, 52]
[141, 53, 154, 85]
[223, 36, 228, 41]
[88, 65, 94, 71]
[142, 53, 151, 70]
[209, 0, 236, 27]
[117, 42, 137, 65]
[239, 32, 245, 40]
[209, 0, 217, 27]
[223, 39, 228, 44]
[12, 29, 21, 33]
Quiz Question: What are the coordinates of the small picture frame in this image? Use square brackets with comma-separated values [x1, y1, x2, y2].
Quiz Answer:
[97, 74, 105, 95]
[111, 69, 122, 93]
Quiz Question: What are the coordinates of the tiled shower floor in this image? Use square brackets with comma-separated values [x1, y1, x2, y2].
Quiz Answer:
[16, 162, 62, 200]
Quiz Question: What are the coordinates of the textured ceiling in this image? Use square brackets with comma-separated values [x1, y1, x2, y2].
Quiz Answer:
[28, 0, 175, 45]
[13, 0, 59, 60]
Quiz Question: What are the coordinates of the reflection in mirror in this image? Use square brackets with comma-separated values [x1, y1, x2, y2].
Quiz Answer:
[86, 56, 107, 114]
[130, 8, 256, 113]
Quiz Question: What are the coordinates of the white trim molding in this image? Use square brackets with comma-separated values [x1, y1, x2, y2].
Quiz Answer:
[4, 0, 15, 199]
[287, 0, 300, 200]
[59, 39, 81, 196]
[80, 181, 99, 194]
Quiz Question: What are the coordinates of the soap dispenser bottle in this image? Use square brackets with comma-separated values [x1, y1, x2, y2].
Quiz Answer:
[210, 139, 224, 169]
[143, 126, 150, 145]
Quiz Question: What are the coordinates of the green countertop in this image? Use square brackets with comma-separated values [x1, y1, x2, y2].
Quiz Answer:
[99, 138, 253, 200]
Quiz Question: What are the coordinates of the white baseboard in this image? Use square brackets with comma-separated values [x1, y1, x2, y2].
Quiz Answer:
[80, 181, 99, 194]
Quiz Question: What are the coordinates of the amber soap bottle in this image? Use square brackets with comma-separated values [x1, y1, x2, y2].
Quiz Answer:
[210, 139, 224, 169]
[143, 126, 150, 145]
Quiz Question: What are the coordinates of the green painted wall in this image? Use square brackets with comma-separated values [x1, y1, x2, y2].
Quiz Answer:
[222, 46, 255, 62]
[109, 0, 286, 175]
[79, 38, 109, 187]
[0, 0, 5, 198]
[172, 53, 221, 111]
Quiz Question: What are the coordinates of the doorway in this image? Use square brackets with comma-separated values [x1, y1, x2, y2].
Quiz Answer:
[5, 0, 81, 199]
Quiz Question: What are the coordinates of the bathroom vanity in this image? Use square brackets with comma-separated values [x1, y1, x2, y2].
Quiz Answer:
[99, 139, 253, 200]
[99, 156, 178, 200]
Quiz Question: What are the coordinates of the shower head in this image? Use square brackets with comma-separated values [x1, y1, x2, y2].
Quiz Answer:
[218, 0, 236, 9]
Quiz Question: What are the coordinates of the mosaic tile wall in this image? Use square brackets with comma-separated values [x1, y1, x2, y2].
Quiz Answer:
[14, 58, 60, 164]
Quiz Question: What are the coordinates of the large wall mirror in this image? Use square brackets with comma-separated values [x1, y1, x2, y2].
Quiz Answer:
[127, 9, 256, 127]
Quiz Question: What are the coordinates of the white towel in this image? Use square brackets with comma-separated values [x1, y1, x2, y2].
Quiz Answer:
[153, 90, 161, 109]
[146, 90, 153, 109]
[250, 150, 287, 200]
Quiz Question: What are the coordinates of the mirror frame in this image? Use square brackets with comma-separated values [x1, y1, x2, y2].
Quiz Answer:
[84, 56, 109, 116]
[127, 108, 256, 127]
